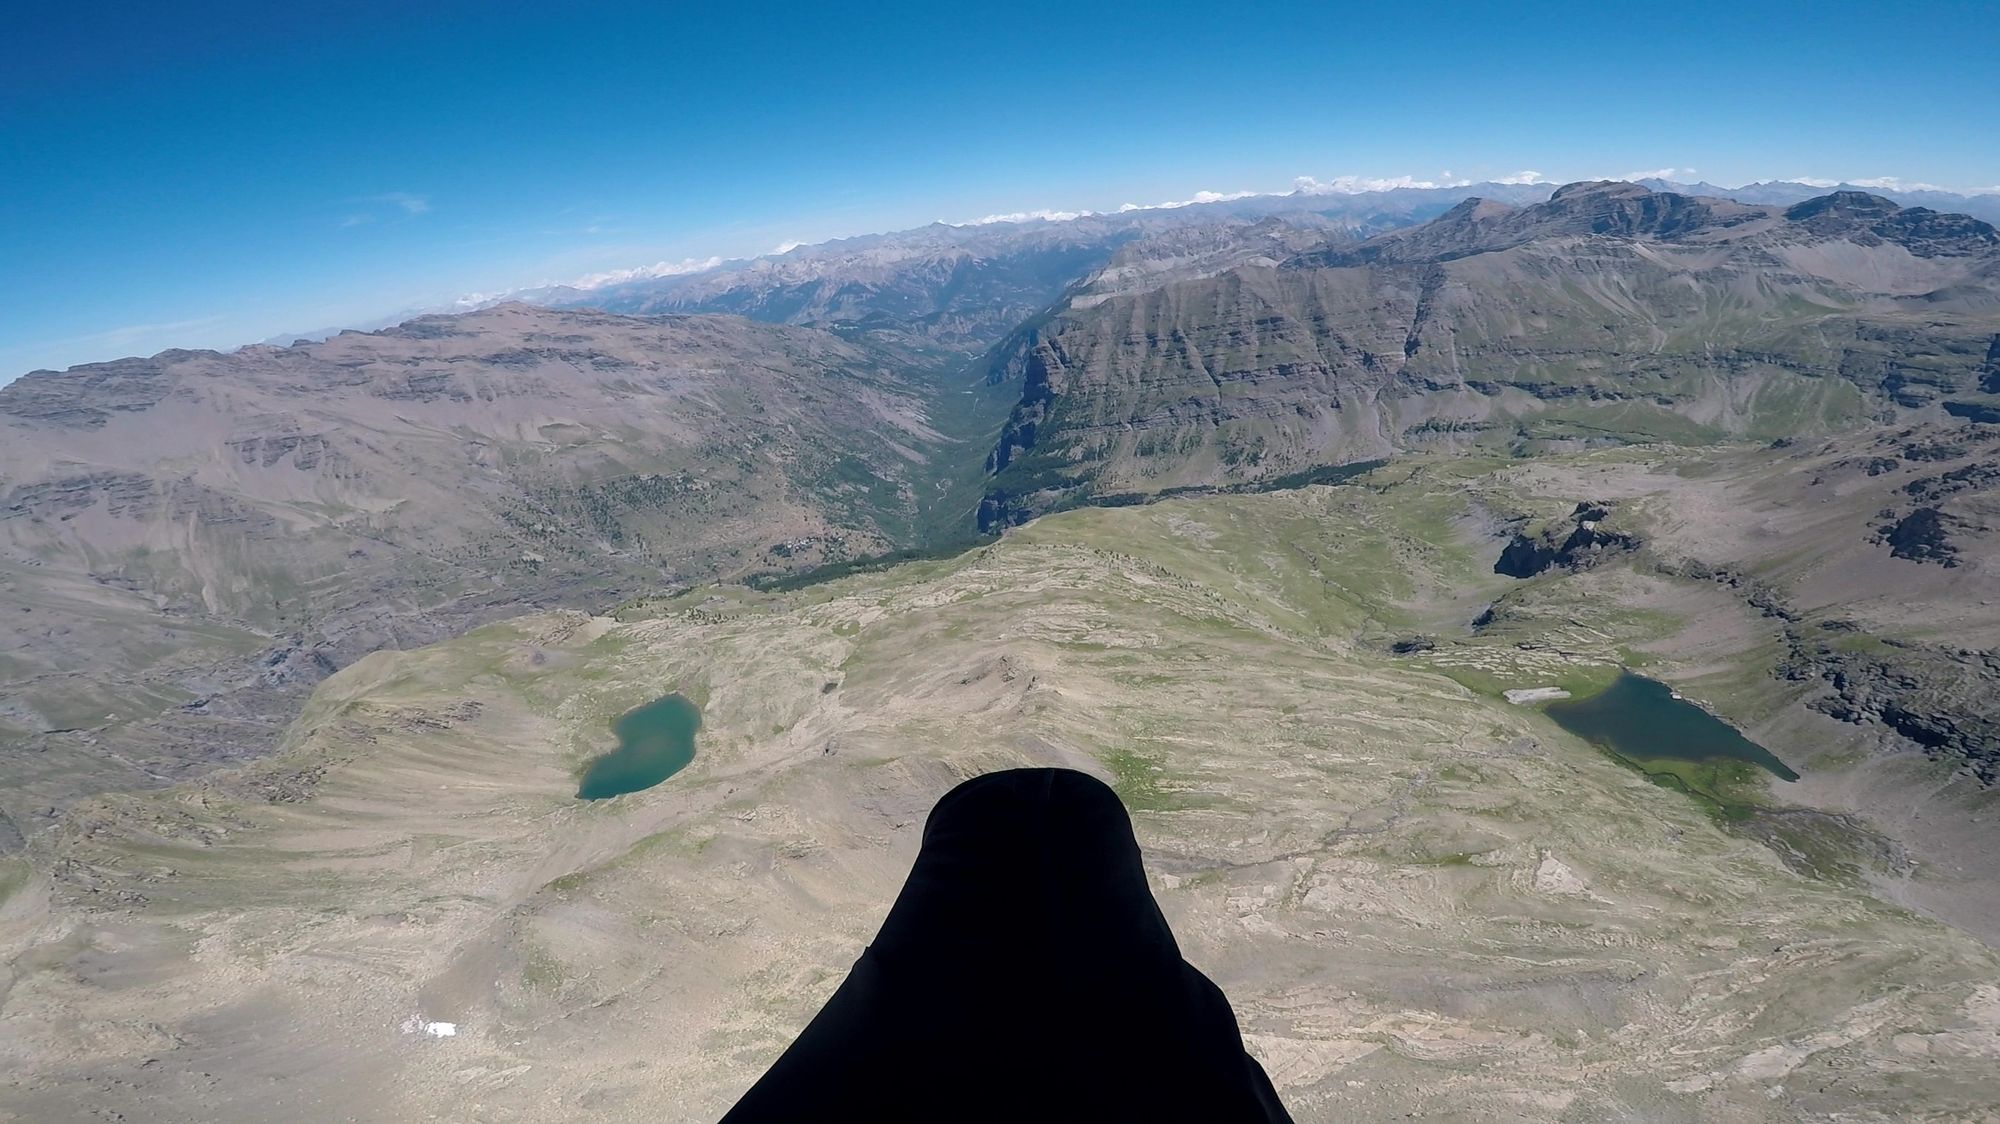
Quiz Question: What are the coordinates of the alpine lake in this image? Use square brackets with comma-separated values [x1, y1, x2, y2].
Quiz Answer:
[577, 694, 702, 800]
[1542, 672, 1800, 782]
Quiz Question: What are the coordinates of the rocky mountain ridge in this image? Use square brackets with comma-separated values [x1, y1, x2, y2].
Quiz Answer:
[511, 183, 1565, 358]
[1642, 177, 2000, 224]
[978, 183, 2000, 527]
[185, 179, 1997, 369]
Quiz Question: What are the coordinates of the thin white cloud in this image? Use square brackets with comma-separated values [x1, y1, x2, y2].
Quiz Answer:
[1858, 177, 1945, 193]
[1785, 175, 2000, 195]
[567, 256, 723, 289]
[770, 240, 804, 254]
[338, 192, 433, 228]
[5, 314, 233, 373]
[1291, 175, 1471, 195]
[1791, 175, 1951, 193]
[439, 255, 726, 310]
[1491, 170, 1547, 185]
[1116, 189, 1260, 212]
[962, 208, 1096, 225]
[371, 192, 432, 215]
[1614, 167, 1698, 182]
[57, 315, 231, 351]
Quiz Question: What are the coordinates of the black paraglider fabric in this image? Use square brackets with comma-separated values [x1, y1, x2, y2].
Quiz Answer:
[720, 767, 1294, 1123]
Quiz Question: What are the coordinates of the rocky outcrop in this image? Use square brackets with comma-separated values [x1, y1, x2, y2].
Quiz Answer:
[1944, 397, 2000, 423]
[1784, 622, 2000, 785]
[1494, 502, 1642, 577]
[3, 471, 158, 520]
[1861, 450, 2000, 567]
[1677, 557, 2000, 786]
[1878, 506, 1963, 565]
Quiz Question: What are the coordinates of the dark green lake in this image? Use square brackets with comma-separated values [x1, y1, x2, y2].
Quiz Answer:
[576, 694, 701, 800]
[1543, 673, 1799, 782]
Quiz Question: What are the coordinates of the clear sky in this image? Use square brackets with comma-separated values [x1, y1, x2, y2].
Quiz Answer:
[4, 0, 1997, 378]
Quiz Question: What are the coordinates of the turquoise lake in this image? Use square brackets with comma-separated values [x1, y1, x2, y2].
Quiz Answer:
[576, 694, 701, 800]
[1542, 672, 1799, 782]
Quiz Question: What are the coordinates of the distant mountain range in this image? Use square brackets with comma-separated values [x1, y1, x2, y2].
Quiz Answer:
[1639, 178, 2000, 223]
[254, 181, 1560, 358]
[508, 185, 1559, 360]
[488, 177, 2000, 362]
[238, 177, 2000, 365]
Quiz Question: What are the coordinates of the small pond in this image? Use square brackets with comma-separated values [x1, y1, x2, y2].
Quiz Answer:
[576, 693, 701, 800]
[1542, 672, 1799, 782]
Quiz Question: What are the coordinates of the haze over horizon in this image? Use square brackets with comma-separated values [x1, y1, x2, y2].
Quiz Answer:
[5, 0, 1997, 377]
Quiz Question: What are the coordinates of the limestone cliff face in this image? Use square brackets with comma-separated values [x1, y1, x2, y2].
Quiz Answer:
[980, 184, 2000, 526]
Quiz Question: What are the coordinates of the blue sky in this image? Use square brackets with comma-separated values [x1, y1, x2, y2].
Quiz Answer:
[4, 0, 1997, 379]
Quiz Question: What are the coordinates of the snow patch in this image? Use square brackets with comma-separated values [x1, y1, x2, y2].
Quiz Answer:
[401, 1015, 459, 1038]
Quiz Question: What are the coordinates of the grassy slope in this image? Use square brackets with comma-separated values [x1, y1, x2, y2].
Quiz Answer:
[4, 452, 1999, 1122]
